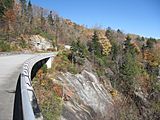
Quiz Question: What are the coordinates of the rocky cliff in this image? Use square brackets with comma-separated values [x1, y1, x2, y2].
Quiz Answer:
[57, 70, 115, 120]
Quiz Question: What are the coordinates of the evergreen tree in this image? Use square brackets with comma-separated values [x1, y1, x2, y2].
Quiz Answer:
[120, 51, 141, 95]
[110, 40, 121, 60]
[71, 40, 87, 58]
[70, 40, 87, 64]
[120, 35, 142, 95]
[40, 7, 45, 29]
[124, 35, 137, 56]
[124, 35, 131, 49]
[117, 29, 123, 34]
[105, 27, 113, 40]
[54, 14, 60, 48]
[71, 40, 77, 53]
[48, 11, 54, 26]
[146, 38, 156, 49]
[92, 31, 101, 57]
[27, 0, 33, 24]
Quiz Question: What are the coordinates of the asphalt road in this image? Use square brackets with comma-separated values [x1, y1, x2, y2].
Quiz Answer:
[0, 54, 35, 120]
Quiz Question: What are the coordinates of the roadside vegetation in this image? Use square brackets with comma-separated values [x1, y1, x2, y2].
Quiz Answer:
[32, 64, 63, 120]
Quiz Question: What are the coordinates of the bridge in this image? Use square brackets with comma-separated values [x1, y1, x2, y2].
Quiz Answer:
[0, 53, 57, 120]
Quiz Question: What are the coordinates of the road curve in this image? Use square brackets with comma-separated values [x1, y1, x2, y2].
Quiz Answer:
[0, 54, 35, 120]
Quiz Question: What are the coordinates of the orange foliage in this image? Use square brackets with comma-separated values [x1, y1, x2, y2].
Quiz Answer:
[143, 49, 159, 67]
[4, 9, 16, 23]
[144, 51, 153, 61]
[52, 83, 63, 97]
[137, 73, 150, 93]
[130, 42, 141, 53]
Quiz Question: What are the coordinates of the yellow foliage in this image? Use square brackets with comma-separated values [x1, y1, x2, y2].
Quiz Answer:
[99, 38, 112, 55]
[131, 42, 141, 53]
[110, 90, 118, 97]
[144, 49, 160, 67]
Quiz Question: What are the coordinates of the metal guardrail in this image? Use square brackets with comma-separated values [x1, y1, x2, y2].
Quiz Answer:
[20, 53, 57, 120]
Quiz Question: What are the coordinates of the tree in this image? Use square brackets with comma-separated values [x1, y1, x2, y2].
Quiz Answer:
[105, 27, 113, 40]
[54, 14, 60, 49]
[119, 35, 142, 95]
[27, 0, 33, 24]
[124, 35, 138, 55]
[0, 0, 15, 41]
[91, 31, 101, 57]
[120, 51, 142, 95]
[48, 11, 54, 26]
[40, 7, 45, 30]
[19, 0, 27, 16]
[117, 29, 123, 34]
[4, 8, 16, 41]
[146, 38, 156, 49]
[19, 0, 28, 33]
[124, 35, 131, 49]
[0, 0, 14, 18]
[70, 40, 87, 64]
[99, 38, 112, 56]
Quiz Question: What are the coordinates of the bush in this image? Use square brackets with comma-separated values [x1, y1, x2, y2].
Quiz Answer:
[32, 67, 62, 120]
[67, 64, 78, 74]
[41, 92, 62, 120]
[32, 28, 55, 41]
[19, 39, 27, 48]
[0, 40, 11, 52]
[42, 64, 47, 74]
[54, 51, 79, 74]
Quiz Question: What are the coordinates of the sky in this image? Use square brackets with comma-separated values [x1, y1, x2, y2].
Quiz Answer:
[30, 0, 160, 39]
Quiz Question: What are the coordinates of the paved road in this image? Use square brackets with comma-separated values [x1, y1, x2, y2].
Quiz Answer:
[0, 54, 35, 120]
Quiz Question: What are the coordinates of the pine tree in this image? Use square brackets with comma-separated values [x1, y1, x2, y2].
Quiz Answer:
[120, 51, 141, 94]
[27, 0, 33, 24]
[105, 27, 113, 40]
[92, 31, 101, 57]
[120, 35, 142, 95]
[40, 7, 45, 29]
[55, 14, 60, 48]
[146, 38, 156, 49]
[48, 11, 54, 26]
[124, 35, 137, 56]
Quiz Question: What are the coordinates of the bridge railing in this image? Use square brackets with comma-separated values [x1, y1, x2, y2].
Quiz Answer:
[18, 53, 57, 120]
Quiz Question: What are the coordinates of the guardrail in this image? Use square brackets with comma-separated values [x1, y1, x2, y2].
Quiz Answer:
[0, 51, 32, 56]
[13, 53, 57, 120]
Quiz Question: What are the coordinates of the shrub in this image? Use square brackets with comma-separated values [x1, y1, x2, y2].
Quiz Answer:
[19, 39, 27, 48]
[41, 92, 62, 120]
[67, 64, 78, 74]
[0, 40, 11, 52]
[42, 64, 47, 74]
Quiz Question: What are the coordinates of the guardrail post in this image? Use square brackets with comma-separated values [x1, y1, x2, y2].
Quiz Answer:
[46, 57, 53, 69]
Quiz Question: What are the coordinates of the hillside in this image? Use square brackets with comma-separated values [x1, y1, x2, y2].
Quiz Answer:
[0, 0, 160, 120]
[0, 0, 159, 52]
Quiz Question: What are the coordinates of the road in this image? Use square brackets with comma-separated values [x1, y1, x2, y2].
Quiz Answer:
[0, 54, 35, 120]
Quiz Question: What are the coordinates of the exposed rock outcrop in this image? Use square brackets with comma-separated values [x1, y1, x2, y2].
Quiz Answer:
[29, 35, 53, 51]
[57, 70, 116, 120]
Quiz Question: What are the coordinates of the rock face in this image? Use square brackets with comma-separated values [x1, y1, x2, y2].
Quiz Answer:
[29, 35, 52, 51]
[57, 70, 115, 120]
